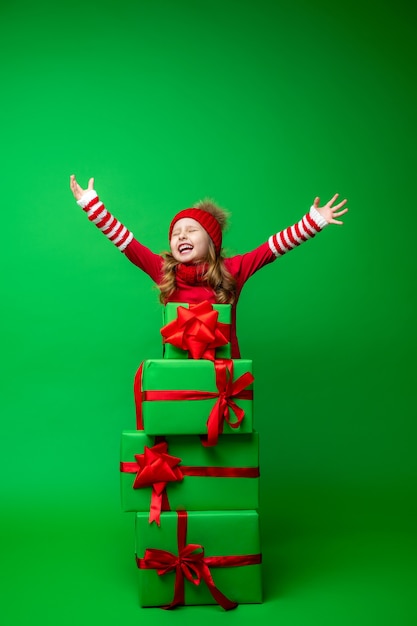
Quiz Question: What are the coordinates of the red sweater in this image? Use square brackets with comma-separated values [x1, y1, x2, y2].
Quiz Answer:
[78, 191, 328, 357]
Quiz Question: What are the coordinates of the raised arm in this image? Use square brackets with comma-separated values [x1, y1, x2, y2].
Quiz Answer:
[69, 175, 164, 283]
[268, 194, 348, 257]
[226, 194, 349, 289]
[70, 174, 133, 252]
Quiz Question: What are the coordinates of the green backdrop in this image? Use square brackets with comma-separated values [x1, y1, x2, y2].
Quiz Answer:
[1, 0, 416, 624]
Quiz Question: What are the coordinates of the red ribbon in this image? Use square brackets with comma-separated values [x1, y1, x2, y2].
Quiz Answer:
[136, 510, 261, 610]
[134, 359, 254, 447]
[121, 440, 259, 524]
[161, 301, 230, 360]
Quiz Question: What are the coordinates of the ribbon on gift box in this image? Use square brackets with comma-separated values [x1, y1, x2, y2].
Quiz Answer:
[136, 510, 262, 610]
[161, 301, 231, 361]
[120, 440, 259, 525]
[134, 359, 254, 447]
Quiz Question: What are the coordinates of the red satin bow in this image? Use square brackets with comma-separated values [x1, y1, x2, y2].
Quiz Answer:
[134, 360, 254, 447]
[128, 442, 183, 525]
[161, 301, 230, 360]
[203, 359, 254, 447]
[137, 511, 261, 610]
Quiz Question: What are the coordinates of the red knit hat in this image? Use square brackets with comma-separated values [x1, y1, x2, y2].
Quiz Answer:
[169, 208, 222, 254]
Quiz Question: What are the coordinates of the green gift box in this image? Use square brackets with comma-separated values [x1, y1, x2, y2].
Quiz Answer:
[120, 430, 259, 516]
[161, 302, 231, 359]
[135, 510, 262, 608]
[135, 359, 254, 444]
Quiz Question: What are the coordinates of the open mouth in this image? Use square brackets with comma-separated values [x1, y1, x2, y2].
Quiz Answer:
[178, 244, 194, 254]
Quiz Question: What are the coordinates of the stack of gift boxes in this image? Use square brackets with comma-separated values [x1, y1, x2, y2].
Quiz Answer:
[120, 301, 262, 610]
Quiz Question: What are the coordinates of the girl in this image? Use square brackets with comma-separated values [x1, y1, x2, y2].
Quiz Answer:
[70, 175, 348, 357]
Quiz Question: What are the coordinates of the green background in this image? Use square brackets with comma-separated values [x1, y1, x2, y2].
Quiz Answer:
[1, 0, 416, 624]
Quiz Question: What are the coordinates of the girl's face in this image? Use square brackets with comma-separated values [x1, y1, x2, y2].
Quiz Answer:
[170, 217, 210, 263]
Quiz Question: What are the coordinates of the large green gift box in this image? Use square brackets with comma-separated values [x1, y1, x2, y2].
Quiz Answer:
[161, 302, 231, 359]
[120, 430, 259, 516]
[134, 359, 254, 443]
[135, 510, 262, 608]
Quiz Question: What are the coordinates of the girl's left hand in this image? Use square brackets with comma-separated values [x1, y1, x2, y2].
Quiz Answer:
[313, 194, 348, 225]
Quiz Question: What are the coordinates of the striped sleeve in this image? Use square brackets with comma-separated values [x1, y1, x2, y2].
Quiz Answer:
[77, 189, 133, 252]
[268, 206, 329, 258]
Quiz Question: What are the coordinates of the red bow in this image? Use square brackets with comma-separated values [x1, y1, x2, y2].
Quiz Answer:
[161, 301, 230, 360]
[203, 359, 254, 447]
[137, 511, 261, 610]
[129, 442, 183, 525]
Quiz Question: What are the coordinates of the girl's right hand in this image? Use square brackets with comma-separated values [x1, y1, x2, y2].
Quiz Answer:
[70, 174, 95, 201]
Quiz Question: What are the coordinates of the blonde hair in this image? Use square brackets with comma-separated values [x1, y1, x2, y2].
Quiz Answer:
[159, 199, 236, 305]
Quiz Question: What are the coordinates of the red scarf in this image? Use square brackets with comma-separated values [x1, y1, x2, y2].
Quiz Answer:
[175, 263, 209, 285]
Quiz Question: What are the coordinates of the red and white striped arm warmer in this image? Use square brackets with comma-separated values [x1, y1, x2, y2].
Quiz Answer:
[268, 206, 329, 257]
[77, 190, 133, 252]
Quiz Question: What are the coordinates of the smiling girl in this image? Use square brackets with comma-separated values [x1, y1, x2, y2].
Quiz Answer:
[70, 175, 348, 358]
